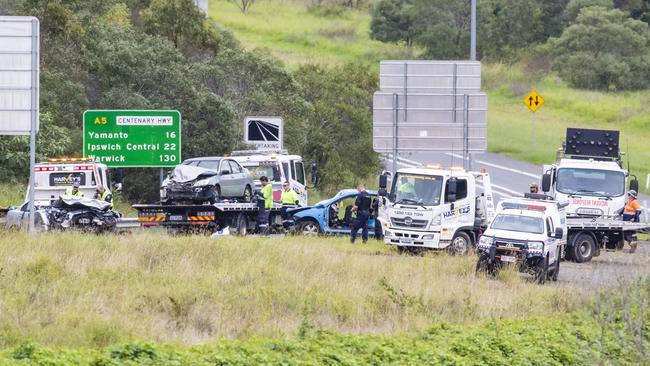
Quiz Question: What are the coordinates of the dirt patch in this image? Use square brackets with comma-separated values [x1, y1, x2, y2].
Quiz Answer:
[559, 240, 650, 290]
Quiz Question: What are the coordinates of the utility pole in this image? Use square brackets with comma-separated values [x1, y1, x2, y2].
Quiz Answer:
[470, 0, 476, 61]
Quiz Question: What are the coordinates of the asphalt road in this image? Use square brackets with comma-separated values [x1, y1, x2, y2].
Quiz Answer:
[384, 151, 650, 207]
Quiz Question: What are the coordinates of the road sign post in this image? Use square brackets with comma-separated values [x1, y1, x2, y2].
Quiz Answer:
[0, 16, 40, 233]
[83, 110, 181, 167]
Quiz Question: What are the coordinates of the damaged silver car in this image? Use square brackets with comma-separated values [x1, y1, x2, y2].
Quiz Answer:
[161, 157, 254, 204]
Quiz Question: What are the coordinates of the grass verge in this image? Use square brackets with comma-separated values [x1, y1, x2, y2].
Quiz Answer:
[0, 231, 584, 347]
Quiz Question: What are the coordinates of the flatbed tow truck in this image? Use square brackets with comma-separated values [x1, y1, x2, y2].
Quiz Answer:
[133, 201, 283, 235]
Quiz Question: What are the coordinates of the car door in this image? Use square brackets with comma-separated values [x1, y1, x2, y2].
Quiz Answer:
[546, 216, 558, 265]
[328, 194, 357, 235]
[292, 160, 308, 206]
[219, 160, 235, 197]
[228, 160, 245, 195]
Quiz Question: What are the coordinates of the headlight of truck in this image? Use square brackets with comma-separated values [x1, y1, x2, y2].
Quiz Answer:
[422, 234, 435, 240]
[430, 215, 441, 227]
[527, 241, 544, 251]
[193, 178, 212, 187]
[478, 235, 494, 246]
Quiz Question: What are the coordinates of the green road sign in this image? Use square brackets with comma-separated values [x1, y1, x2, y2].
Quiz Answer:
[83, 110, 181, 167]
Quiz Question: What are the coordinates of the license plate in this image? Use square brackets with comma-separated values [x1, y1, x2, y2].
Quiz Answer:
[78, 218, 90, 224]
[399, 238, 414, 244]
[500, 255, 516, 263]
[169, 215, 184, 221]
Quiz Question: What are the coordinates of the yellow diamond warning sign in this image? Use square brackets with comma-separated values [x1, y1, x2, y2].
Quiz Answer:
[523, 90, 544, 112]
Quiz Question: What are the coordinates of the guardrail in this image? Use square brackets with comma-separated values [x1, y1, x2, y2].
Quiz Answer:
[116, 217, 141, 229]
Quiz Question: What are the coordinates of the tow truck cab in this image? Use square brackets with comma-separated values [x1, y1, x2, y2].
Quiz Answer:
[31, 158, 110, 206]
[230, 150, 308, 206]
[476, 196, 567, 283]
[382, 167, 495, 254]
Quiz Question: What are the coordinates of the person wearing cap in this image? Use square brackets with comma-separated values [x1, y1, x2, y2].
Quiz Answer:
[621, 190, 642, 253]
[94, 185, 114, 209]
[280, 181, 299, 229]
[65, 182, 84, 197]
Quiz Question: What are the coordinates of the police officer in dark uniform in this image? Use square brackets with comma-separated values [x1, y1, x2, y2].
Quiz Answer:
[350, 183, 372, 243]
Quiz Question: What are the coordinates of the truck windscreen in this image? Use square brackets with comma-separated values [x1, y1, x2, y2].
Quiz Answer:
[244, 164, 281, 182]
[556, 168, 625, 197]
[491, 214, 544, 234]
[391, 173, 443, 206]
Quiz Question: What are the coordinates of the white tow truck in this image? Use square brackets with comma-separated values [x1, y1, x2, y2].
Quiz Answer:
[381, 166, 496, 254]
[541, 128, 649, 262]
[230, 150, 309, 206]
[476, 196, 567, 284]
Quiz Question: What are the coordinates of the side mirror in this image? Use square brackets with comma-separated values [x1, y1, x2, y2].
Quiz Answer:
[221, 170, 230, 176]
[379, 174, 388, 189]
[541, 174, 551, 192]
[630, 179, 639, 193]
[446, 178, 457, 203]
[553, 227, 563, 239]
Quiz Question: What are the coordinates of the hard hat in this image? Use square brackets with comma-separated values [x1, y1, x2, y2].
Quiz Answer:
[73, 181, 81, 188]
[628, 190, 638, 198]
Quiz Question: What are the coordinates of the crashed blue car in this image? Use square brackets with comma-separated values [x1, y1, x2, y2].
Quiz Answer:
[290, 189, 378, 236]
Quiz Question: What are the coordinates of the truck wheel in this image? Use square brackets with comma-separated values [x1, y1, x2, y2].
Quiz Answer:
[533, 257, 548, 285]
[298, 220, 320, 236]
[234, 213, 248, 236]
[243, 186, 252, 203]
[572, 232, 595, 263]
[448, 232, 471, 256]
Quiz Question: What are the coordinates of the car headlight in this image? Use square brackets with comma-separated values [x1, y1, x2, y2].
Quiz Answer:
[478, 235, 494, 246]
[422, 234, 435, 240]
[193, 178, 212, 187]
[527, 241, 544, 251]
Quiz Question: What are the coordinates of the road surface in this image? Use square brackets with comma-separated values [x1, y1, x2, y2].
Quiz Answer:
[384, 151, 650, 207]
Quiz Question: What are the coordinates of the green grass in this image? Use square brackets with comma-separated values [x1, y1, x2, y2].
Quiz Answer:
[0, 314, 646, 365]
[484, 64, 650, 192]
[208, 0, 414, 67]
[0, 231, 585, 347]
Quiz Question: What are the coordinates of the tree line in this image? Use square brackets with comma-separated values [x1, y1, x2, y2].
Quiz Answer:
[371, 0, 650, 91]
[0, 0, 380, 202]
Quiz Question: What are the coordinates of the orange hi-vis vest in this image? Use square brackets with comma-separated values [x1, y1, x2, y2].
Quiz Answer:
[624, 198, 641, 215]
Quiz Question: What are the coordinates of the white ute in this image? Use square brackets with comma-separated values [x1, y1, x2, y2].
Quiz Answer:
[381, 166, 496, 254]
[475, 196, 567, 284]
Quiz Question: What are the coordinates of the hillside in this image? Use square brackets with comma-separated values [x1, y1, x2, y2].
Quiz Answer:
[209, 0, 650, 192]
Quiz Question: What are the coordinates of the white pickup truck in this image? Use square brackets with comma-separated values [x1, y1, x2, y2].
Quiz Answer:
[381, 167, 496, 254]
[476, 196, 567, 284]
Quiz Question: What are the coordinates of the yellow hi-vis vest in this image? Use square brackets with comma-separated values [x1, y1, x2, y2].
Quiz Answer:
[281, 189, 299, 205]
[65, 187, 84, 197]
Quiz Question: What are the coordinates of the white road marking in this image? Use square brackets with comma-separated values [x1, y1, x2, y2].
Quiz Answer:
[444, 153, 540, 179]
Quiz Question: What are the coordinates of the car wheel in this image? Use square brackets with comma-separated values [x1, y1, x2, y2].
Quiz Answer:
[475, 254, 497, 277]
[210, 185, 222, 204]
[533, 256, 548, 285]
[550, 249, 560, 282]
[299, 220, 320, 236]
[243, 186, 252, 203]
[448, 232, 472, 256]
